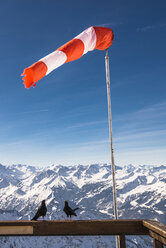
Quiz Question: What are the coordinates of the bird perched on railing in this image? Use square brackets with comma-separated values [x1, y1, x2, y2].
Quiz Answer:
[63, 200, 79, 220]
[31, 200, 47, 221]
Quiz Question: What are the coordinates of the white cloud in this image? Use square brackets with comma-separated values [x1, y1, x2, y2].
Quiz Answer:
[66, 120, 107, 129]
[114, 101, 166, 124]
[136, 25, 156, 32]
[96, 22, 122, 27]
[114, 129, 166, 143]
[137, 23, 166, 32]
[1, 99, 166, 167]
[116, 148, 166, 166]
[20, 109, 49, 114]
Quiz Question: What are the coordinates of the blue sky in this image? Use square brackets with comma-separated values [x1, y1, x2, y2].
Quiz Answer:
[0, 0, 166, 167]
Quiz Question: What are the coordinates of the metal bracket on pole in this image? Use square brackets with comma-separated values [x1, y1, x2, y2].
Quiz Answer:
[105, 49, 120, 248]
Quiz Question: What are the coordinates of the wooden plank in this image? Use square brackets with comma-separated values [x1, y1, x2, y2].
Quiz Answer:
[143, 220, 166, 245]
[33, 220, 148, 236]
[143, 220, 166, 238]
[0, 226, 33, 235]
[0, 220, 148, 236]
[119, 235, 126, 248]
[153, 239, 163, 248]
[0, 220, 35, 226]
[149, 231, 166, 246]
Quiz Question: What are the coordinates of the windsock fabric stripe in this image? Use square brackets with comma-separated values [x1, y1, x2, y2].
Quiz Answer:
[93, 27, 114, 50]
[40, 50, 67, 75]
[74, 26, 96, 55]
[21, 26, 113, 89]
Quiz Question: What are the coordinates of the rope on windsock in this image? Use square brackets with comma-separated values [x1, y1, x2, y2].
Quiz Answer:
[21, 26, 114, 89]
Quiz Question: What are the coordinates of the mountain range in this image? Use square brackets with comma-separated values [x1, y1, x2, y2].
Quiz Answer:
[0, 163, 165, 247]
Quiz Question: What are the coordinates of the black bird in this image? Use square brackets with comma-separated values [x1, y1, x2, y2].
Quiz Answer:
[63, 200, 79, 219]
[31, 200, 47, 221]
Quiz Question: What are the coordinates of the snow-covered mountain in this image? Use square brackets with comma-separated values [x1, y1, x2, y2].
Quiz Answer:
[0, 163, 165, 247]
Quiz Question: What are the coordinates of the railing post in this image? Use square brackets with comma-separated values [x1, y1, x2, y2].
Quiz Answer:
[153, 239, 163, 248]
[119, 235, 126, 248]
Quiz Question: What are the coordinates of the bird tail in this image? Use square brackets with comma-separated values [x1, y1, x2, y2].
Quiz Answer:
[31, 215, 38, 221]
[73, 207, 79, 211]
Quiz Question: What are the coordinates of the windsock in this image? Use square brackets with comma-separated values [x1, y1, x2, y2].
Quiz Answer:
[22, 26, 114, 89]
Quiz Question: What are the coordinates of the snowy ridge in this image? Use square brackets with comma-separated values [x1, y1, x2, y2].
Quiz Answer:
[0, 163, 165, 247]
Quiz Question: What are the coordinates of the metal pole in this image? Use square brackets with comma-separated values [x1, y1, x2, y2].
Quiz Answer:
[105, 49, 120, 248]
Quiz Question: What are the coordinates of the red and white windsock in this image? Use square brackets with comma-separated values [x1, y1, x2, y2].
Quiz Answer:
[22, 26, 114, 89]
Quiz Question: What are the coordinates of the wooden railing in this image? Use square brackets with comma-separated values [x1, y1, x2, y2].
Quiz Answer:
[0, 219, 165, 247]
